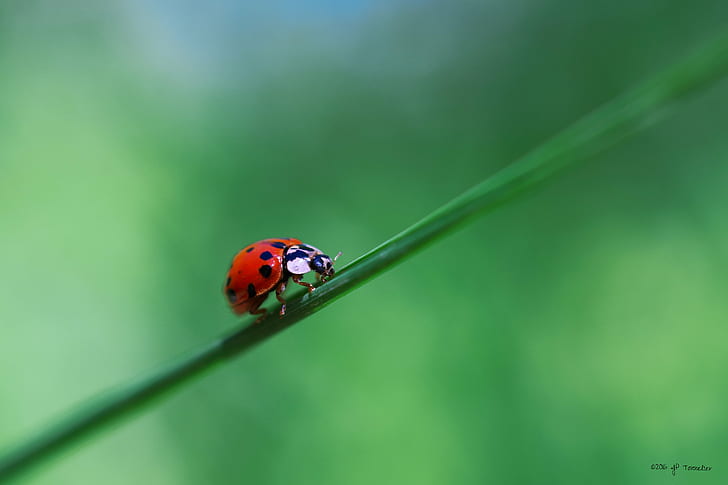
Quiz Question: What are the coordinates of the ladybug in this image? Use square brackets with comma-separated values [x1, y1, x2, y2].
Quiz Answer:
[223, 238, 340, 321]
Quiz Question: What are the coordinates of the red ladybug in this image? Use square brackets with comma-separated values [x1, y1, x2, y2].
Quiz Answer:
[224, 238, 340, 321]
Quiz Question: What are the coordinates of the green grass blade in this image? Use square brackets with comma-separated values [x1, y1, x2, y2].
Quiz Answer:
[1, 33, 728, 483]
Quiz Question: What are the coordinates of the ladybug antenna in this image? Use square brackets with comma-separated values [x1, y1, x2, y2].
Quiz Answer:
[333, 251, 342, 262]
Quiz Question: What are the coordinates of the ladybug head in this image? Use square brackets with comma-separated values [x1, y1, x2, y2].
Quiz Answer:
[312, 254, 335, 279]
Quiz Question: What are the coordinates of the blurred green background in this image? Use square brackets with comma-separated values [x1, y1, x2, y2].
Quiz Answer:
[1, 1, 728, 484]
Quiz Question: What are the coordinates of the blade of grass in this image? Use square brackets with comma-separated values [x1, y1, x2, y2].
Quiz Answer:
[2, 33, 728, 483]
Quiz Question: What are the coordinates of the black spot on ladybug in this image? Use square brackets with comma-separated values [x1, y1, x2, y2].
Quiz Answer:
[226, 288, 237, 303]
[259, 265, 272, 278]
[285, 250, 308, 262]
[299, 244, 314, 251]
[270, 241, 286, 249]
[245, 247, 254, 253]
[259, 251, 273, 260]
[247, 283, 256, 298]
[226, 277, 231, 286]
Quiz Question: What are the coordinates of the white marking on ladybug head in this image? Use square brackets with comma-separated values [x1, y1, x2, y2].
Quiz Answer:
[284, 244, 317, 275]
[286, 257, 311, 274]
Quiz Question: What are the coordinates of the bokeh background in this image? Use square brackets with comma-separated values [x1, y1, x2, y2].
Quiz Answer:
[2, 1, 728, 484]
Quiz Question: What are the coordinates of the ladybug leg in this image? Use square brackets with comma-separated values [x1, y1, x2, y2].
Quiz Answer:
[275, 280, 288, 316]
[292, 274, 315, 293]
[247, 296, 268, 324]
[250, 307, 267, 324]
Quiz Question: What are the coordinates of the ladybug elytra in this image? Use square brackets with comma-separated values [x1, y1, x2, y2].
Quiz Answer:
[224, 238, 340, 322]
